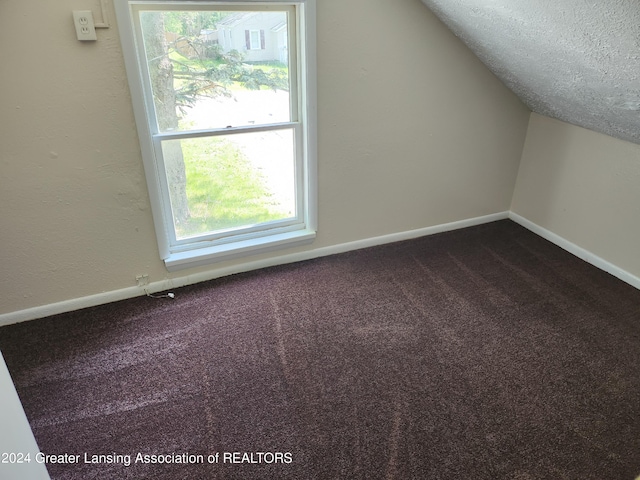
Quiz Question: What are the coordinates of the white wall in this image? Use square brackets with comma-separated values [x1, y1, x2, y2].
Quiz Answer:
[511, 113, 640, 280]
[0, 0, 530, 319]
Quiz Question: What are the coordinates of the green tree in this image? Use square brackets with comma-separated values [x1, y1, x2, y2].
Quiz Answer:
[141, 12, 190, 224]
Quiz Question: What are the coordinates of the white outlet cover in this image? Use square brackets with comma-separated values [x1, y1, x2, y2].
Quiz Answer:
[73, 10, 97, 41]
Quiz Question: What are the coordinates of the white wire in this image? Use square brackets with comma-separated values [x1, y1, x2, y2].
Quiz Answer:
[144, 289, 175, 299]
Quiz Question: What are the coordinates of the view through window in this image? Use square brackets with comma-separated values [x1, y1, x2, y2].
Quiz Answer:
[141, 8, 296, 240]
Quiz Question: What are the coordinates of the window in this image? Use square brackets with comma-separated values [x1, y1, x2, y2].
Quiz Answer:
[115, 1, 316, 271]
[247, 29, 264, 50]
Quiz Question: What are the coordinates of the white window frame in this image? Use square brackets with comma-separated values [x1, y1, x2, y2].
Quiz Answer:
[115, 0, 317, 272]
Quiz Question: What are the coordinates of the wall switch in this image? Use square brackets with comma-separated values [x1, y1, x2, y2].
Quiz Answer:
[73, 10, 97, 41]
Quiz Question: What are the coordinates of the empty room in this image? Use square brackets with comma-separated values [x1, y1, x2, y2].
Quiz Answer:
[1, 0, 639, 478]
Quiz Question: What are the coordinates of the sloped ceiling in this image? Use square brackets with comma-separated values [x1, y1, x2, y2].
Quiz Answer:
[421, 0, 640, 145]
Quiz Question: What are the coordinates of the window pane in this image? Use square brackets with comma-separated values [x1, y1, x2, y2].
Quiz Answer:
[250, 30, 260, 50]
[139, 10, 291, 132]
[161, 129, 297, 240]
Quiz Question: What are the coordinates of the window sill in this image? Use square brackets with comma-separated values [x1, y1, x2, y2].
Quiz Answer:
[164, 229, 316, 272]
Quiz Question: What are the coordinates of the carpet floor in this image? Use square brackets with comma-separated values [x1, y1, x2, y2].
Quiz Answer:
[1, 220, 639, 479]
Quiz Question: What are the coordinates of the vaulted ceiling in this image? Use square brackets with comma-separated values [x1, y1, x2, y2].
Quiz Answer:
[420, 0, 640, 145]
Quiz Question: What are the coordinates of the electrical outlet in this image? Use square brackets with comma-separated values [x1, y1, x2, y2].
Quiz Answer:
[73, 10, 97, 41]
[136, 274, 150, 287]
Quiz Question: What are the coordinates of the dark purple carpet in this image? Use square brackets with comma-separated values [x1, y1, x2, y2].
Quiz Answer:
[1, 220, 640, 479]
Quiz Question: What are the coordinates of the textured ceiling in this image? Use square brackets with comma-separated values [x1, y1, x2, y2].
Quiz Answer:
[420, 0, 640, 145]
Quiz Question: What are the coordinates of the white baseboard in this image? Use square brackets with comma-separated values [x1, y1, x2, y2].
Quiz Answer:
[509, 212, 640, 290]
[0, 212, 508, 327]
[1, 211, 638, 327]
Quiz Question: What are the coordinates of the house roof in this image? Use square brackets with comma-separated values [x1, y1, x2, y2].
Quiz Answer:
[271, 21, 287, 32]
[420, 0, 640, 145]
[216, 12, 259, 28]
[216, 12, 288, 33]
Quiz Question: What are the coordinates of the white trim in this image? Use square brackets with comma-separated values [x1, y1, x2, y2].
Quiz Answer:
[165, 228, 316, 271]
[115, 0, 172, 259]
[299, 0, 317, 232]
[509, 212, 640, 290]
[5, 210, 639, 327]
[0, 212, 507, 327]
[0, 352, 51, 479]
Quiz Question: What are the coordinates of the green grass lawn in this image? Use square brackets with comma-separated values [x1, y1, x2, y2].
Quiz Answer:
[174, 136, 286, 239]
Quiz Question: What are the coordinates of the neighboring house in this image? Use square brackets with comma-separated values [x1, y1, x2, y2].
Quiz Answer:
[214, 11, 288, 64]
